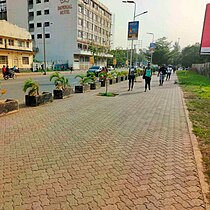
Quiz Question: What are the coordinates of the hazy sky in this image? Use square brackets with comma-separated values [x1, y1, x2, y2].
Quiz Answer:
[100, 0, 209, 50]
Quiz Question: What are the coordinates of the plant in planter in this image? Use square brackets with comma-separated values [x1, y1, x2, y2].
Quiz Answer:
[0, 81, 19, 116]
[75, 74, 91, 93]
[98, 71, 109, 94]
[107, 72, 114, 85]
[87, 72, 97, 90]
[98, 71, 117, 97]
[110, 70, 117, 84]
[23, 78, 52, 106]
[50, 72, 72, 99]
[121, 70, 129, 80]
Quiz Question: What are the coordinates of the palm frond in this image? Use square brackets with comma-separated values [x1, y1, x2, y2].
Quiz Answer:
[50, 72, 60, 81]
[23, 78, 39, 96]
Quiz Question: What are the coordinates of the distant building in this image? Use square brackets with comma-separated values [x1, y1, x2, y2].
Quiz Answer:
[0, 0, 113, 70]
[0, 20, 33, 70]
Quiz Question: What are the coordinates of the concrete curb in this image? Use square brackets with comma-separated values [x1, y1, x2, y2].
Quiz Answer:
[180, 85, 210, 210]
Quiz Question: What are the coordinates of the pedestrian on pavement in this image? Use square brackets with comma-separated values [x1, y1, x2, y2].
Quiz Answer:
[158, 64, 167, 86]
[166, 65, 172, 80]
[2, 65, 6, 77]
[143, 62, 152, 92]
[128, 66, 135, 91]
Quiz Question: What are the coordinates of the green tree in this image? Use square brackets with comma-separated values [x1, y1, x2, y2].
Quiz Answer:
[151, 37, 171, 65]
[180, 43, 210, 67]
[168, 41, 181, 65]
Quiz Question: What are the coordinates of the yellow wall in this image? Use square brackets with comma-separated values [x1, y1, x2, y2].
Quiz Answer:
[0, 50, 33, 69]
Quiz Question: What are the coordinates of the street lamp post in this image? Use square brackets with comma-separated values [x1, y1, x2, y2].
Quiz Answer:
[147, 32, 154, 65]
[122, 0, 148, 68]
[43, 23, 46, 75]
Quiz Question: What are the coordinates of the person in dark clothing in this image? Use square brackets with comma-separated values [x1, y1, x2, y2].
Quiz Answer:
[143, 62, 152, 92]
[158, 64, 167, 86]
[128, 66, 135, 91]
[6, 65, 9, 75]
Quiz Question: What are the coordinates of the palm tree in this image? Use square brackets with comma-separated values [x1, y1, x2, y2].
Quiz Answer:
[50, 72, 70, 90]
[75, 74, 91, 86]
[23, 78, 39, 96]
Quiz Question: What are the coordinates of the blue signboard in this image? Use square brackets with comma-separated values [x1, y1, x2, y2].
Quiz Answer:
[150, 42, 156, 49]
[128, 21, 139, 40]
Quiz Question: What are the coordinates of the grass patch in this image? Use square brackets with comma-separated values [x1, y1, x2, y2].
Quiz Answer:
[98, 92, 118, 97]
[177, 70, 210, 199]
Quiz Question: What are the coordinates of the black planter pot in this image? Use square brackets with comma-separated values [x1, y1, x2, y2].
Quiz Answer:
[25, 92, 53, 106]
[53, 87, 72, 99]
[0, 99, 19, 116]
[90, 83, 96, 90]
[75, 85, 83, 93]
[109, 79, 113, 85]
[101, 80, 105, 87]
[121, 76, 124, 81]
[116, 78, 118, 83]
[125, 76, 128, 80]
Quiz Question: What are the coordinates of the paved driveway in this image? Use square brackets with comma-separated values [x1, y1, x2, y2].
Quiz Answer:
[0, 74, 208, 210]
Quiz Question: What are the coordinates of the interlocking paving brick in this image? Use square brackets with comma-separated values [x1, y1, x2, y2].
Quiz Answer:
[0, 75, 208, 209]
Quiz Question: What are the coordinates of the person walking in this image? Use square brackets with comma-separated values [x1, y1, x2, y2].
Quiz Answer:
[143, 62, 152, 92]
[128, 66, 135, 91]
[166, 65, 172, 80]
[158, 64, 167, 86]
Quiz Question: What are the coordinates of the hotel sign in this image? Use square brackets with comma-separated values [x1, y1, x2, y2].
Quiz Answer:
[58, 0, 72, 15]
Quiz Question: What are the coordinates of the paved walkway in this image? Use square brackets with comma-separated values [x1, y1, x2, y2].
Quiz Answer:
[0, 74, 209, 210]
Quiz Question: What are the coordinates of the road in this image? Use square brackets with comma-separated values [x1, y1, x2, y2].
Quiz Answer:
[0, 73, 81, 104]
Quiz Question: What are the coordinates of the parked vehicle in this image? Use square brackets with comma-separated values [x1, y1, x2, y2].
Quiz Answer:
[87, 66, 105, 76]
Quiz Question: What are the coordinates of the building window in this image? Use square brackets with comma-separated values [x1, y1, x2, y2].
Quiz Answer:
[0, 56, 8, 64]
[28, 0, 33, 4]
[8, 39, 14, 46]
[45, 34, 50, 38]
[78, 43, 82, 49]
[26, 42, 30, 48]
[78, 5, 83, 13]
[78, 30, 83, 38]
[44, 9, 49, 15]
[44, 22, 50, 27]
[37, 10, 41, 16]
[0, 38, 3, 45]
[36, 0, 41, 3]
[37, 34, 42, 39]
[22, 57, 29, 65]
[44, 0, 49, 2]
[37, 22, 42, 27]
[31, 35, 34, 39]
[18, 41, 25, 47]
[78, 18, 83, 26]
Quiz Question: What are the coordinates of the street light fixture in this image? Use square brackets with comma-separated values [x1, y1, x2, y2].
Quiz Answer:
[147, 32, 154, 65]
[122, 0, 148, 67]
[43, 22, 52, 75]
[43, 23, 46, 75]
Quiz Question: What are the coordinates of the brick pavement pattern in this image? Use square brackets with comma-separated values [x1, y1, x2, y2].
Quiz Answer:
[0, 74, 207, 210]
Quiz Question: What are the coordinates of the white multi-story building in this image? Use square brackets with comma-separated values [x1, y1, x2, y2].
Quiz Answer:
[0, 0, 112, 70]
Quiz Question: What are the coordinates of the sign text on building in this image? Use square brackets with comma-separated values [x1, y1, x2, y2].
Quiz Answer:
[58, 0, 72, 15]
